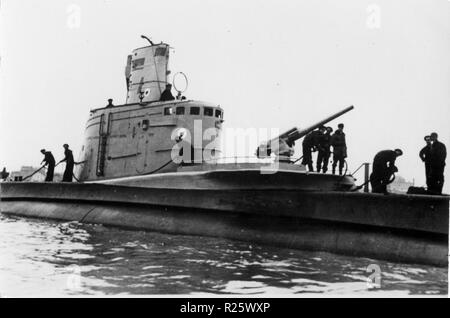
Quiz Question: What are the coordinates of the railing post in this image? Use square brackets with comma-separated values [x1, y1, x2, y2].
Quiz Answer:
[364, 163, 370, 193]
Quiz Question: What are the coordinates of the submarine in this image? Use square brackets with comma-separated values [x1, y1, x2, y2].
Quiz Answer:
[1, 37, 448, 267]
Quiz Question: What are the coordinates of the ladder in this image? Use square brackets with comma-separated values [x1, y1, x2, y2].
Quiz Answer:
[96, 113, 112, 176]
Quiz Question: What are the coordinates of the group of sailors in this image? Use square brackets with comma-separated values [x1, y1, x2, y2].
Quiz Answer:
[369, 132, 446, 195]
[0, 125, 447, 195]
[0, 144, 75, 182]
[418, 133, 447, 194]
[279, 124, 447, 195]
[300, 123, 347, 175]
[40, 144, 74, 182]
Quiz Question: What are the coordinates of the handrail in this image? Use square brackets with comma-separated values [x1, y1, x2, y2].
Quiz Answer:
[202, 155, 304, 164]
[351, 162, 370, 176]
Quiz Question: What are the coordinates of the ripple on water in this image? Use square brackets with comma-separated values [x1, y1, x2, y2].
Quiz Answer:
[0, 214, 447, 296]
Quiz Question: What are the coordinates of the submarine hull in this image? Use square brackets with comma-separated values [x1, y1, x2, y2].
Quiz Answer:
[1, 178, 448, 267]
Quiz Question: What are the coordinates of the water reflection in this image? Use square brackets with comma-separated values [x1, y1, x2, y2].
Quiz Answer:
[0, 215, 447, 296]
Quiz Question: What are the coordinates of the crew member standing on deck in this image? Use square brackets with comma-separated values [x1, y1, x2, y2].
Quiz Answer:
[60, 144, 74, 182]
[428, 132, 447, 195]
[40, 149, 55, 182]
[302, 128, 323, 172]
[419, 135, 432, 190]
[370, 149, 403, 194]
[1, 167, 10, 181]
[331, 123, 347, 175]
[316, 127, 333, 173]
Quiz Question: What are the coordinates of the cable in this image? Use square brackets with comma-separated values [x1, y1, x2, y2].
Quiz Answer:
[22, 166, 46, 181]
[293, 156, 304, 164]
[72, 173, 81, 183]
[141, 158, 177, 176]
[23, 161, 63, 181]
[21, 159, 86, 182]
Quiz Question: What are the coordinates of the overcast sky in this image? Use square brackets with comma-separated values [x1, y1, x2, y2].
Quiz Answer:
[1, 0, 449, 191]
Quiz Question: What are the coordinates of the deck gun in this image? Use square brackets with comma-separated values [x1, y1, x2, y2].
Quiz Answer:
[256, 105, 354, 158]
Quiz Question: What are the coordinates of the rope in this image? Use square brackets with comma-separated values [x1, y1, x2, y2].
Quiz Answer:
[293, 156, 304, 164]
[23, 161, 63, 181]
[337, 160, 349, 181]
[21, 159, 85, 182]
[72, 173, 81, 183]
[22, 165, 46, 181]
[70, 161, 86, 182]
[142, 158, 176, 176]
[351, 179, 371, 192]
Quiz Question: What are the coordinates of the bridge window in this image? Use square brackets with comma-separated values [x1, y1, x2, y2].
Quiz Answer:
[190, 107, 200, 115]
[215, 109, 223, 118]
[204, 107, 213, 117]
[176, 107, 185, 115]
[164, 107, 173, 115]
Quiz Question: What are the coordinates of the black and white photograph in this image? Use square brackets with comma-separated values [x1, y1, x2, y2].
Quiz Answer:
[0, 0, 448, 300]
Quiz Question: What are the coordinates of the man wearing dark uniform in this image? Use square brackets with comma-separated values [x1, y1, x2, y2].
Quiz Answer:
[331, 123, 347, 175]
[419, 135, 432, 190]
[428, 132, 447, 194]
[302, 127, 323, 172]
[370, 149, 403, 194]
[159, 83, 175, 101]
[316, 127, 333, 173]
[1, 167, 10, 181]
[60, 144, 74, 182]
[40, 149, 56, 182]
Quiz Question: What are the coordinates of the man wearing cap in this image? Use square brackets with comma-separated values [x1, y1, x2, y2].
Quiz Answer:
[40, 149, 56, 182]
[59, 144, 74, 182]
[428, 132, 446, 194]
[370, 149, 403, 194]
[419, 135, 432, 190]
[316, 126, 333, 173]
[302, 127, 323, 172]
[331, 123, 347, 175]
[160, 83, 175, 101]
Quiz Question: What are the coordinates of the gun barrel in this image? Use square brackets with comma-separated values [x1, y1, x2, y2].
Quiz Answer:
[295, 105, 354, 140]
[256, 105, 354, 158]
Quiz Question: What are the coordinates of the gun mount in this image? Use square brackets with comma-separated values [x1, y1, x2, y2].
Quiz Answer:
[256, 105, 354, 158]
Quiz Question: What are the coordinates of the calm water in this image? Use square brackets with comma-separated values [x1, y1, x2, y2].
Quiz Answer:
[0, 214, 447, 297]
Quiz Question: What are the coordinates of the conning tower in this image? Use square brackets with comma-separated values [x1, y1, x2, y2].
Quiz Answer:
[125, 39, 170, 103]
[75, 38, 224, 182]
